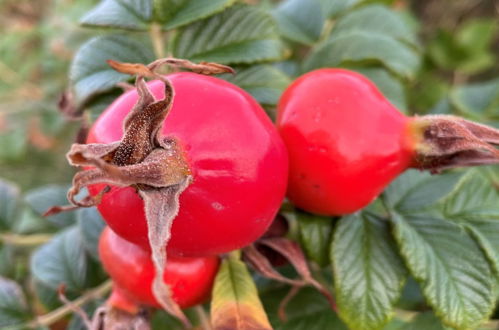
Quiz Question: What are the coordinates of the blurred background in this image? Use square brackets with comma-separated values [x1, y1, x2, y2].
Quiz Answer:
[0, 0, 498, 191]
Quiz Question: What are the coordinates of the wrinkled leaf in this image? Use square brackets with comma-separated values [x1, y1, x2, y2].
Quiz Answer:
[296, 212, 332, 266]
[70, 35, 154, 107]
[154, 0, 237, 30]
[450, 78, 499, 119]
[80, 0, 152, 30]
[174, 5, 285, 64]
[24, 185, 77, 228]
[211, 252, 272, 330]
[440, 171, 499, 274]
[331, 5, 418, 47]
[77, 208, 106, 261]
[332, 212, 407, 330]
[0, 179, 20, 230]
[221, 65, 291, 106]
[0, 276, 29, 327]
[31, 226, 91, 292]
[304, 31, 420, 80]
[272, 0, 326, 45]
[390, 211, 495, 329]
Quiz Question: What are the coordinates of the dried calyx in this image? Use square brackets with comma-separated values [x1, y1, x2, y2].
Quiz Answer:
[411, 115, 499, 172]
[46, 58, 234, 327]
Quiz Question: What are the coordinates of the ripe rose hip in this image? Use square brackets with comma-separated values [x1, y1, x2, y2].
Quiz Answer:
[277, 68, 499, 215]
[99, 227, 219, 309]
[87, 72, 289, 256]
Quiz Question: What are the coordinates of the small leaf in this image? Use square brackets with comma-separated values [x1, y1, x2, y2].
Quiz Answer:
[351, 67, 407, 111]
[80, 0, 152, 30]
[450, 78, 499, 118]
[304, 31, 420, 80]
[174, 5, 285, 64]
[0, 276, 30, 327]
[272, 0, 326, 45]
[77, 208, 106, 261]
[211, 252, 272, 330]
[331, 5, 418, 47]
[457, 19, 497, 53]
[296, 212, 332, 266]
[154, 0, 237, 30]
[24, 185, 77, 228]
[31, 226, 91, 292]
[383, 170, 463, 213]
[332, 212, 407, 330]
[322, 0, 364, 17]
[0, 179, 20, 230]
[440, 171, 499, 275]
[390, 212, 496, 329]
[70, 35, 154, 107]
[221, 65, 291, 106]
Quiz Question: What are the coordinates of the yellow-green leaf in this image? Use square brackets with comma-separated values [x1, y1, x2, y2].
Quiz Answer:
[211, 252, 272, 330]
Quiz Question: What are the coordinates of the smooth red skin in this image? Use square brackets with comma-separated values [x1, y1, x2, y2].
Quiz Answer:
[277, 69, 413, 215]
[99, 227, 219, 309]
[87, 72, 288, 256]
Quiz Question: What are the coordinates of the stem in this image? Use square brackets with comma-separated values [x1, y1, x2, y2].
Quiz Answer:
[195, 305, 212, 330]
[0, 233, 53, 246]
[7, 280, 113, 330]
[150, 23, 165, 59]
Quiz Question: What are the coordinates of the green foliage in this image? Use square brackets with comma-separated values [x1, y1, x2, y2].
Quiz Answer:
[1, 0, 498, 328]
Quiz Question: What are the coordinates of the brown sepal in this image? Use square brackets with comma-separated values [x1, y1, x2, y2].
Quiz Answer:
[412, 115, 499, 172]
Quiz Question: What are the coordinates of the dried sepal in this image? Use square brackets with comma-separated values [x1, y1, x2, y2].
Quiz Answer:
[412, 115, 499, 172]
[92, 306, 151, 330]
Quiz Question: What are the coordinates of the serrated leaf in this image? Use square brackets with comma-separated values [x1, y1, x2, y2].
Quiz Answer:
[154, 0, 237, 30]
[24, 185, 76, 228]
[70, 35, 154, 107]
[0, 276, 29, 327]
[174, 5, 285, 64]
[304, 31, 420, 80]
[220, 65, 291, 105]
[331, 5, 418, 47]
[0, 179, 20, 230]
[440, 171, 499, 275]
[332, 212, 407, 330]
[80, 0, 152, 30]
[272, 0, 326, 45]
[450, 78, 499, 118]
[77, 208, 106, 261]
[383, 170, 463, 213]
[351, 67, 407, 111]
[31, 226, 90, 292]
[211, 252, 272, 330]
[296, 212, 332, 266]
[390, 212, 496, 329]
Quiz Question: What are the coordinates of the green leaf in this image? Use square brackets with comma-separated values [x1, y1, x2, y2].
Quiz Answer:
[0, 245, 15, 278]
[0, 128, 27, 162]
[31, 226, 91, 292]
[351, 67, 407, 111]
[220, 65, 291, 106]
[296, 212, 332, 266]
[154, 0, 237, 30]
[440, 171, 499, 275]
[332, 212, 407, 330]
[0, 276, 29, 327]
[390, 211, 496, 329]
[457, 19, 497, 53]
[304, 31, 420, 80]
[174, 5, 285, 64]
[24, 185, 76, 228]
[323, 0, 364, 17]
[70, 35, 154, 107]
[0, 179, 20, 230]
[77, 208, 106, 261]
[450, 78, 499, 119]
[210, 251, 272, 330]
[383, 170, 463, 213]
[80, 0, 152, 30]
[272, 0, 326, 45]
[331, 5, 418, 46]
